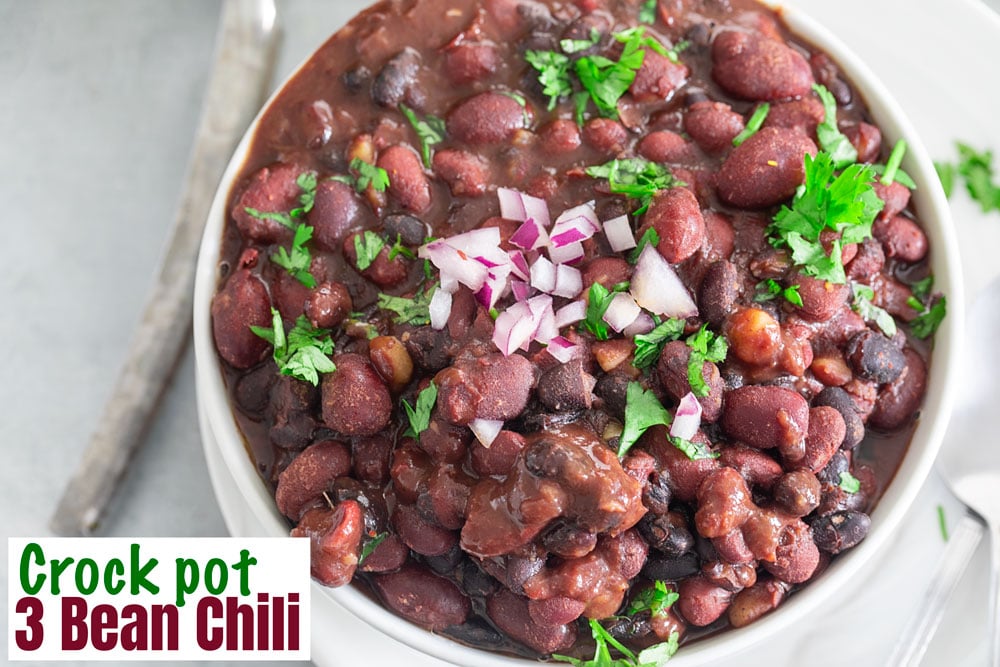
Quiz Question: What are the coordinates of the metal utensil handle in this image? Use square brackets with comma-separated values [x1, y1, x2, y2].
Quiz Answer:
[886, 512, 985, 667]
[49, 0, 278, 536]
[989, 518, 1000, 667]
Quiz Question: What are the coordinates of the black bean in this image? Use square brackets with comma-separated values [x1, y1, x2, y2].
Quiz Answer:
[641, 472, 673, 516]
[642, 552, 701, 581]
[444, 621, 507, 651]
[639, 513, 694, 557]
[594, 372, 630, 420]
[817, 452, 850, 485]
[383, 213, 429, 246]
[846, 329, 906, 384]
[506, 555, 545, 595]
[814, 386, 866, 450]
[537, 359, 596, 412]
[425, 542, 465, 575]
[342, 64, 370, 93]
[811, 511, 871, 554]
[605, 615, 652, 642]
[372, 47, 422, 108]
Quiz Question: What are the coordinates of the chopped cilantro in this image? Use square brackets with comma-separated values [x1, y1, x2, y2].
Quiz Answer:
[354, 230, 385, 271]
[671, 435, 718, 461]
[768, 152, 883, 284]
[359, 531, 389, 564]
[586, 158, 683, 215]
[813, 83, 858, 169]
[838, 471, 861, 494]
[955, 142, 1000, 213]
[618, 382, 672, 458]
[627, 580, 679, 617]
[613, 27, 670, 57]
[581, 282, 617, 341]
[250, 308, 336, 386]
[911, 295, 947, 339]
[685, 325, 727, 397]
[244, 207, 295, 229]
[935, 160, 956, 198]
[561, 27, 601, 54]
[387, 234, 417, 261]
[399, 104, 446, 168]
[873, 139, 916, 188]
[377, 284, 437, 325]
[574, 27, 651, 120]
[628, 227, 660, 264]
[911, 275, 934, 301]
[402, 381, 438, 439]
[732, 103, 770, 147]
[850, 283, 897, 337]
[937, 504, 949, 542]
[349, 157, 390, 193]
[632, 317, 685, 369]
[639, 0, 657, 24]
[272, 222, 317, 288]
[290, 171, 318, 217]
[553, 618, 678, 667]
[754, 279, 802, 307]
[525, 50, 573, 111]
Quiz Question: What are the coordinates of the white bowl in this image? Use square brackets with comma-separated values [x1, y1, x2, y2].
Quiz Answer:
[192, 2, 964, 664]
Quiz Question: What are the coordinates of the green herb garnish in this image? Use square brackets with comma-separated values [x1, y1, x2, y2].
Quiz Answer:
[399, 104, 446, 168]
[350, 157, 390, 193]
[732, 103, 770, 147]
[873, 139, 916, 188]
[685, 325, 727, 397]
[586, 158, 683, 215]
[272, 223, 317, 288]
[935, 160, 956, 198]
[768, 152, 883, 285]
[911, 295, 947, 339]
[574, 27, 652, 120]
[632, 318, 685, 369]
[377, 284, 437, 325]
[250, 308, 336, 386]
[354, 230, 386, 271]
[561, 27, 601, 54]
[627, 580, 679, 617]
[955, 142, 1000, 212]
[290, 171, 318, 217]
[813, 83, 858, 169]
[553, 618, 679, 667]
[525, 50, 573, 111]
[402, 381, 438, 439]
[581, 282, 629, 341]
[639, 0, 657, 24]
[618, 382, 671, 458]
[387, 234, 417, 261]
[754, 279, 802, 307]
[937, 504, 949, 542]
[671, 435, 718, 461]
[911, 275, 934, 301]
[628, 227, 660, 265]
[850, 283, 897, 337]
[359, 531, 389, 564]
[838, 471, 861, 494]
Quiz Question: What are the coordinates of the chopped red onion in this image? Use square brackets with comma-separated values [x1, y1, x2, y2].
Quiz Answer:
[552, 263, 583, 298]
[530, 256, 557, 293]
[470, 418, 504, 447]
[523, 194, 551, 229]
[493, 303, 535, 356]
[508, 250, 531, 280]
[554, 201, 600, 232]
[603, 214, 636, 252]
[547, 240, 585, 265]
[498, 188, 550, 227]
[602, 292, 642, 332]
[550, 204, 599, 249]
[555, 300, 587, 327]
[622, 311, 655, 337]
[429, 288, 452, 330]
[510, 218, 549, 250]
[511, 279, 532, 302]
[630, 244, 698, 318]
[419, 240, 490, 291]
[546, 336, 582, 363]
[670, 392, 703, 441]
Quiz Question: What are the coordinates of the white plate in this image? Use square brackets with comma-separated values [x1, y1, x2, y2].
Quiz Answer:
[202, 0, 1000, 665]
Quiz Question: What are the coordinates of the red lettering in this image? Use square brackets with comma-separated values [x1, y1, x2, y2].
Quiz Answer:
[91, 604, 118, 651]
[288, 593, 299, 651]
[225, 596, 254, 649]
[272, 594, 284, 650]
[149, 604, 179, 650]
[120, 605, 147, 650]
[257, 594, 268, 650]
[196, 597, 222, 650]
[62, 597, 88, 650]
[15, 597, 44, 651]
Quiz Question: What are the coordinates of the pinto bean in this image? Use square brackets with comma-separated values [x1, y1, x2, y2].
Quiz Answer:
[699, 260, 740, 328]
[683, 100, 745, 154]
[726, 307, 781, 366]
[645, 187, 706, 263]
[445, 41, 500, 84]
[717, 127, 818, 209]
[304, 281, 352, 329]
[371, 47, 422, 108]
[763, 521, 820, 584]
[231, 162, 303, 244]
[321, 353, 392, 436]
[291, 501, 363, 587]
[582, 118, 628, 154]
[873, 214, 928, 262]
[792, 273, 850, 322]
[711, 30, 814, 101]
[377, 144, 431, 213]
[211, 264, 271, 369]
[801, 406, 846, 473]
[369, 335, 414, 392]
[310, 179, 374, 251]
[695, 467, 755, 539]
[657, 341, 724, 423]
[677, 575, 733, 626]
[373, 563, 470, 630]
[275, 440, 351, 519]
[630, 49, 688, 101]
[447, 91, 529, 145]
[811, 510, 871, 554]
[728, 577, 789, 628]
[486, 589, 576, 654]
[433, 148, 490, 197]
[870, 348, 927, 430]
[721, 385, 809, 461]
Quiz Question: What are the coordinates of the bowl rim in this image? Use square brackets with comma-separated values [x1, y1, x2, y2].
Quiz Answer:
[191, 2, 964, 664]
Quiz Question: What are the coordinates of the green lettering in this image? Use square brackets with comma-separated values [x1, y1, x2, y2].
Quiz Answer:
[19, 542, 45, 595]
[130, 544, 159, 595]
[203, 558, 228, 595]
[175, 558, 199, 607]
[231, 550, 257, 596]
[104, 558, 125, 595]
[50, 557, 74, 595]
[75, 558, 99, 594]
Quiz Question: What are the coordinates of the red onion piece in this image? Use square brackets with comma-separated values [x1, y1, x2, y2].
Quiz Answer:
[554, 202, 600, 232]
[670, 392, 703, 441]
[508, 250, 531, 280]
[511, 279, 532, 302]
[602, 292, 642, 332]
[530, 256, 557, 293]
[548, 241, 585, 265]
[470, 418, 504, 447]
[555, 300, 587, 328]
[419, 240, 490, 291]
[603, 214, 636, 252]
[546, 336, 582, 363]
[622, 311, 655, 337]
[493, 302, 535, 356]
[498, 187, 550, 227]
[510, 218, 549, 250]
[630, 244, 698, 318]
[429, 288, 452, 330]
[552, 264, 583, 298]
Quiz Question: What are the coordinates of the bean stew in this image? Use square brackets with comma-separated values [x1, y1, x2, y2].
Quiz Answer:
[209, 0, 946, 661]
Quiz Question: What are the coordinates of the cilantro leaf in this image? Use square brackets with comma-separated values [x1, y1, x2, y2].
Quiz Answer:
[402, 382, 438, 439]
[561, 27, 601, 54]
[637, 634, 679, 666]
[938, 504, 949, 542]
[574, 27, 651, 120]
[354, 230, 386, 271]
[632, 318, 685, 369]
[627, 581, 679, 617]
[732, 103, 770, 147]
[618, 382, 672, 458]
[349, 157, 390, 193]
[399, 104, 446, 168]
[526, 50, 573, 111]
[768, 152, 883, 284]
[955, 142, 1000, 213]
[911, 295, 947, 339]
[554, 619, 678, 667]
[639, 0, 657, 24]
[670, 435, 718, 461]
[244, 207, 294, 229]
[754, 279, 802, 307]
[850, 283, 896, 337]
[290, 171, 318, 217]
[935, 160, 956, 198]
[613, 27, 670, 58]
[874, 139, 916, 188]
[387, 233, 417, 261]
[271, 222, 317, 288]
[586, 158, 683, 215]
[628, 227, 660, 264]
[581, 282, 619, 341]
[813, 83, 858, 169]
[377, 284, 437, 325]
[359, 531, 388, 565]
[911, 275, 934, 300]
[838, 471, 861, 494]
[250, 308, 336, 386]
[685, 325, 726, 397]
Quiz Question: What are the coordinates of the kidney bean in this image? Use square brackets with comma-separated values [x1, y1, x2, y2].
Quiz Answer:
[773, 470, 821, 517]
[486, 588, 576, 654]
[468, 429, 523, 476]
[269, 262, 312, 321]
[873, 180, 912, 220]
[304, 281, 352, 330]
[698, 260, 740, 328]
[846, 329, 906, 384]
[580, 257, 632, 292]
[377, 144, 431, 213]
[231, 162, 303, 244]
[703, 560, 757, 592]
[309, 179, 374, 251]
[813, 386, 865, 449]
[418, 416, 471, 463]
[726, 307, 781, 367]
[677, 575, 733, 626]
[843, 121, 882, 164]
[644, 187, 706, 263]
[445, 41, 500, 84]
[873, 214, 929, 262]
[719, 444, 783, 490]
[429, 148, 489, 198]
[721, 385, 809, 459]
[844, 237, 885, 282]
[694, 467, 755, 539]
[359, 533, 408, 573]
[527, 596, 587, 627]
[630, 49, 689, 102]
[538, 119, 582, 154]
[321, 353, 392, 436]
[392, 502, 459, 556]
[447, 91, 529, 146]
[650, 428, 722, 501]
[636, 130, 691, 163]
[582, 118, 628, 154]
[211, 265, 271, 369]
[711, 528, 754, 565]
[811, 510, 871, 554]
[291, 501, 363, 587]
[537, 358, 597, 411]
[763, 97, 824, 138]
[683, 100, 745, 154]
[717, 127, 818, 208]
[657, 341, 724, 422]
[373, 563, 470, 630]
[275, 440, 351, 519]
[870, 348, 927, 430]
[423, 465, 474, 530]
[800, 406, 846, 473]
[711, 30, 814, 101]
[347, 435, 390, 484]
[728, 577, 789, 628]
[342, 232, 409, 288]
[791, 273, 850, 322]
[435, 353, 537, 424]
[702, 211, 736, 261]
[233, 363, 276, 415]
[371, 47, 422, 108]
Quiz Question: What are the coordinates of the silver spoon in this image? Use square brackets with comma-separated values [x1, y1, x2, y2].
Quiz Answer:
[890, 279, 1000, 666]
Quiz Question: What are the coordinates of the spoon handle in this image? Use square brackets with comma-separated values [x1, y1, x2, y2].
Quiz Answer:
[989, 519, 1000, 667]
[886, 511, 985, 667]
